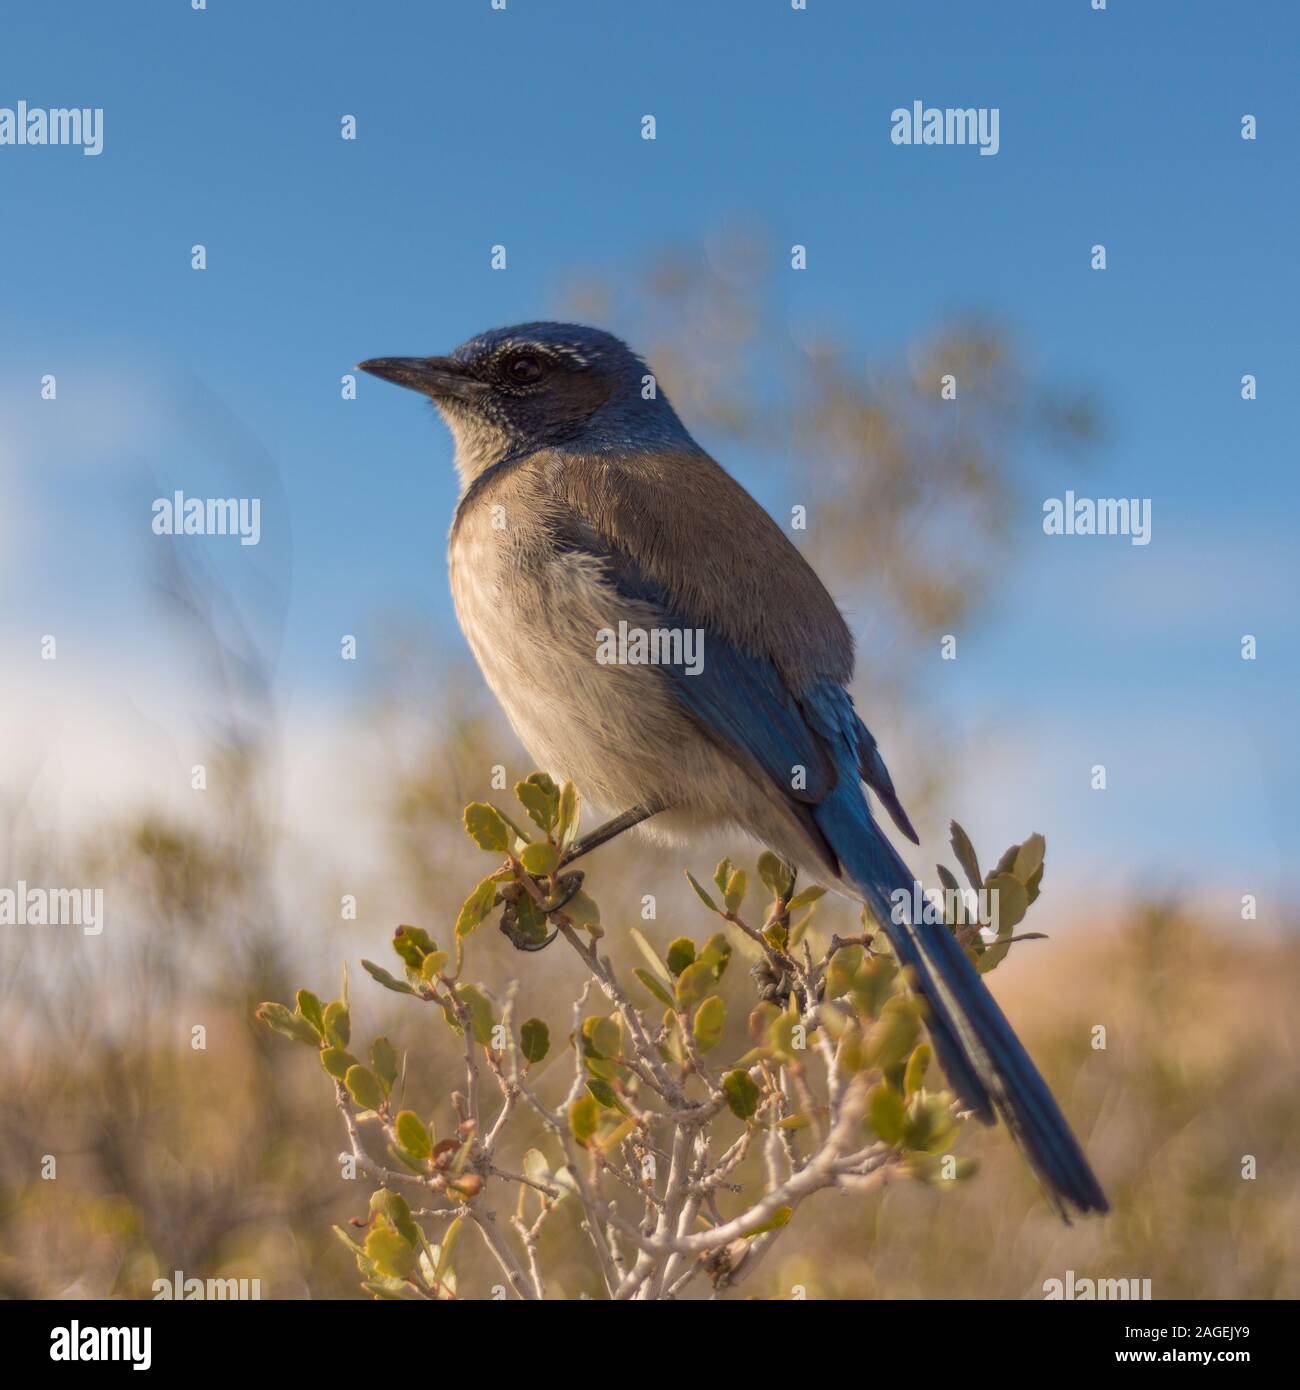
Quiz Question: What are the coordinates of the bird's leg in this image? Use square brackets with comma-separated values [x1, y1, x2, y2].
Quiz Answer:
[560, 804, 657, 866]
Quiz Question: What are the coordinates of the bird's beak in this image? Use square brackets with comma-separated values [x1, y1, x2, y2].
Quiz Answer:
[355, 355, 487, 401]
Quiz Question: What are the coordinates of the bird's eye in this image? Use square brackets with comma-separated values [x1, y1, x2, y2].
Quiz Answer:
[506, 354, 544, 384]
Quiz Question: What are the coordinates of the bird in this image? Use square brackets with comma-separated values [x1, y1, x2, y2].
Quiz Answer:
[358, 321, 1108, 1220]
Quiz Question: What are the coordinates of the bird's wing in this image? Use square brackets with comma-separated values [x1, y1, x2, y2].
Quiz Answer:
[538, 447, 856, 689]
[537, 455, 919, 847]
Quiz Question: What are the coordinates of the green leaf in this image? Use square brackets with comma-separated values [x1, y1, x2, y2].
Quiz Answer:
[568, 1094, 599, 1145]
[976, 944, 1007, 974]
[1013, 833, 1045, 884]
[360, 959, 418, 997]
[322, 1000, 351, 1048]
[850, 955, 898, 1018]
[866, 997, 921, 1069]
[364, 1221, 417, 1280]
[990, 842, 1020, 879]
[903, 1092, 959, 1154]
[629, 927, 673, 984]
[665, 937, 697, 977]
[712, 857, 733, 894]
[658, 1009, 684, 1066]
[523, 772, 560, 814]
[868, 1083, 906, 1145]
[391, 925, 432, 970]
[586, 1078, 627, 1113]
[685, 871, 719, 913]
[402, 924, 436, 954]
[988, 872, 1029, 930]
[757, 851, 794, 900]
[826, 944, 863, 999]
[949, 821, 983, 890]
[748, 1001, 780, 1041]
[834, 1020, 865, 1077]
[361, 1279, 421, 1301]
[454, 985, 495, 1046]
[455, 877, 499, 936]
[489, 802, 535, 847]
[903, 1042, 932, 1097]
[519, 841, 560, 877]
[515, 774, 560, 832]
[978, 873, 1029, 972]
[600, 1116, 636, 1152]
[692, 995, 726, 1052]
[581, 1014, 621, 1061]
[370, 1189, 421, 1247]
[561, 890, 601, 931]
[723, 868, 747, 913]
[320, 1046, 359, 1081]
[388, 1143, 430, 1176]
[697, 932, 733, 979]
[557, 781, 579, 845]
[722, 1069, 761, 1121]
[744, 1205, 792, 1238]
[256, 1002, 321, 1045]
[345, 1064, 386, 1112]
[769, 1006, 803, 1060]
[464, 801, 511, 852]
[519, 1018, 550, 1064]
[935, 863, 961, 897]
[420, 950, 450, 980]
[508, 893, 549, 947]
[786, 884, 826, 912]
[395, 1110, 432, 1160]
[295, 990, 325, 1038]
[370, 1036, 399, 1091]
[675, 959, 715, 1008]
[434, 1214, 463, 1286]
[633, 967, 676, 1008]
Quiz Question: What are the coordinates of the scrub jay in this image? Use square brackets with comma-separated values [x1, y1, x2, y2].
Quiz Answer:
[359, 322, 1107, 1220]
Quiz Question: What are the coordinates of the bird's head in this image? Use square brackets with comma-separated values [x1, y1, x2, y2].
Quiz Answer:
[358, 322, 689, 481]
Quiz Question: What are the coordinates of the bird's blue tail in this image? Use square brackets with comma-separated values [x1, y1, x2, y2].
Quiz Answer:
[812, 777, 1108, 1221]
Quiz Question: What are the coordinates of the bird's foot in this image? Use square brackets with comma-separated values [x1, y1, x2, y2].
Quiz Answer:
[496, 870, 585, 952]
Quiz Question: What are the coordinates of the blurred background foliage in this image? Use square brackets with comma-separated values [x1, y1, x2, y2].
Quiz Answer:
[1, 238, 1294, 1300]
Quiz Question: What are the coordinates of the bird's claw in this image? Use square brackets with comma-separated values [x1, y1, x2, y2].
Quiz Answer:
[541, 869, 585, 912]
[496, 870, 586, 952]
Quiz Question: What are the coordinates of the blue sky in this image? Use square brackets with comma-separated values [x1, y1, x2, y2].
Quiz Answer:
[2, 1, 1297, 904]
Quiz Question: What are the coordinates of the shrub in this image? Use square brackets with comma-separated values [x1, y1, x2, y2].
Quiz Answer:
[258, 774, 1048, 1300]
